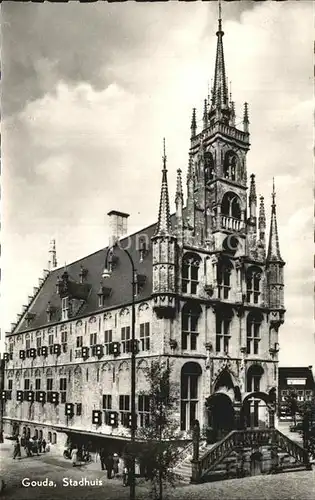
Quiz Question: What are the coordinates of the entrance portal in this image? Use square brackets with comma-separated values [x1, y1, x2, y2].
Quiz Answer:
[207, 393, 235, 441]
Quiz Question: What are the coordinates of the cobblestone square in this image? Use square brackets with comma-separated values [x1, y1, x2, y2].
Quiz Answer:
[1, 441, 314, 500]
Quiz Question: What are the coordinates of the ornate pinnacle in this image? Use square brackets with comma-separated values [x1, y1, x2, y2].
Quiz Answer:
[191, 108, 197, 137]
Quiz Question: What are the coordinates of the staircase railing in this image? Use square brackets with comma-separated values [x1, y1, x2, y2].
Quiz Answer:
[198, 428, 310, 480]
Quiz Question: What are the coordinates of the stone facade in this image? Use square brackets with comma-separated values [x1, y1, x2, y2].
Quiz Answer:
[2, 15, 285, 450]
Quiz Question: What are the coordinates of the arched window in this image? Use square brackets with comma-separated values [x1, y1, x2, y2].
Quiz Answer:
[52, 432, 57, 444]
[48, 431, 52, 442]
[180, 362, 202, 431]
[182, 253, 201, 295]
[246, 267, 262, 304]
[246, 364, 264, 393]
[204, 153, 215, 183]
[223, 152, 238, 181]
[217, 258, 233, 300]
[181, 303, 201, 351]
[34, 429, 38, 439]
[39, 430, 43, 440]
[215, 308, 233, 353]
[221, 192, 241, 219]
[246, 312, 263, 355]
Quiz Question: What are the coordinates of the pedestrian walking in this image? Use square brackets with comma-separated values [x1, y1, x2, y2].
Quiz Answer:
[13, 436, 21, 459]
[100, 448, 106, 471]
[33, 439, 40, 456]
[0, 430, 4, 443]
[71, 447, 78, 467]
[38, 437, 42, 453]
[106, 454, 114, 479]
[46, 439, 51, 452]
[42, 438, 46, 453]
[122, 465, 129, 487]
[27, 438, 33, 457]
[113, 453, 119, 477]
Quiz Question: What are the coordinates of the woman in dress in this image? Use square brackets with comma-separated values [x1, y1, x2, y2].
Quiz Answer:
[71, 447, 78, 467]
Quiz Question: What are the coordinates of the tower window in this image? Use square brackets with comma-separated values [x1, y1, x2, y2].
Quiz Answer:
[223, 152, 238, 181]
[204, 153, 215, 183]
[217, 258, 233, 300]
[221, 192, 241, 220]
[182, 253, 201, 295]
[181, 303, 201, 351]
[246, 312, 262, 355]
[246, 267, 262, 304]
[215, 310, 232, 353]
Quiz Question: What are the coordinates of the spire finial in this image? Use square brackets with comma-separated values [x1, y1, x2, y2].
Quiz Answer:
[272, 177, 276, 205]
[218, 0, 222, 31]
[175, 168, 183, 205]
[162, 137, 167, 170]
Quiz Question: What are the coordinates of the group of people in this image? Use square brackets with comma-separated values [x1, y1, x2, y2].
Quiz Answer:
[13, 434, 50, 459]
[99, 450, 120, 479]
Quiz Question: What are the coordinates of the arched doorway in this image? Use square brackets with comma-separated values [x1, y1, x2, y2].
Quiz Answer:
[242, 390, 270, 429]
[206, 393, 235, 441]
[180, 362, 202, 432]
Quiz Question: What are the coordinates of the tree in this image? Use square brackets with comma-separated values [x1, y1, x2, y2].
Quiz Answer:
[285, 390, 299, 425]
[298, 396, 315, 460]
[134, 359, 181, 500]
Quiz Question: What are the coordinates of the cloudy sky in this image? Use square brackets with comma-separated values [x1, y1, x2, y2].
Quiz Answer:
[1, 1, 314, 366]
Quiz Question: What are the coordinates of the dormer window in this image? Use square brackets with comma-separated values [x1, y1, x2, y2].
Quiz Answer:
[61, 297, 70, 321]
[98, 285, 112, 307]
[136, 274, 146, 295]
[25, 312, 35, 327]
[139, 240, 148, 263]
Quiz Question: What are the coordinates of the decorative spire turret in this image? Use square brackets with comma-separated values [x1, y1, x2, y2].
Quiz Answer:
[175, 168, 184, 244]
[249, 173, 257, 219]
[155, 138, 171, 236]
[243, 102, 249, 133]
[267, 179, 283, 262]
[175, 168, 183, 206]
[48, 239, 57, 271]
[210, 1, 229, 112]
[258, 196, 266, 242]
[203, 99, 208, 130]
[190, 108, 197, 138]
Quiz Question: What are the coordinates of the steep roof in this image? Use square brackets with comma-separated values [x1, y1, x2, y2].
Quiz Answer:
[11, 220, 164, 335]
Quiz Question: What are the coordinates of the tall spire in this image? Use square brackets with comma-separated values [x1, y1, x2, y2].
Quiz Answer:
[267, 179, 283, 262]
[243, 102, 249, 133]
[249, 174, 257, 217]
[155, 138, 171, 236]
[211, 0, 228, 111]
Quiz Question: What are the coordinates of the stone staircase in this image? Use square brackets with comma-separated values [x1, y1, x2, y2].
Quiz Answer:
[173, 440, 214, 483]
[173, 429, 312, 484]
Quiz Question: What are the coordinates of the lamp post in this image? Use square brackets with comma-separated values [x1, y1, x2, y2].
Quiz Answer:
[102, 245, 136, 500]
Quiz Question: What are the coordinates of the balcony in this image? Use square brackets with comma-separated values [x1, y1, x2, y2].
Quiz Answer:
[221, 215, 244, 232]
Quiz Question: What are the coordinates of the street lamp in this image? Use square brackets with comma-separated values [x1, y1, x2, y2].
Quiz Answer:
[102, 244, 137, 500]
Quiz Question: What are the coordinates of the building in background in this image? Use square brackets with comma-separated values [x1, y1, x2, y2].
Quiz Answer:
[2, 13, 285, 452]
[278, 366, 315, 419]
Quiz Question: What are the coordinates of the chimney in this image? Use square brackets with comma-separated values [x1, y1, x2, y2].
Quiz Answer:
[107, 210, 130, 247]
